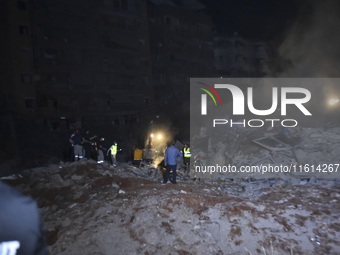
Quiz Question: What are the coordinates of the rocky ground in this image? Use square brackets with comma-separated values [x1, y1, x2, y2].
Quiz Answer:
[2, 160, 340, 255]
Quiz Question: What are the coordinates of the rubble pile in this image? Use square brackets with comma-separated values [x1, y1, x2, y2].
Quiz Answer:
[192, 126, 340, 179]
[293, 127, 340, 165]
[2, 160, 340, 254]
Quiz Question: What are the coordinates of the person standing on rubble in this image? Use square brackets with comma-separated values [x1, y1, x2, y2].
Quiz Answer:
[83, 130, 96, 160]
[69, 129, 84, 161]
[0, 181, 48, 255]
[182, 143, 191, 173]
[90, 134, 99, 160]
[69, 130, 75, 161]
[107, 141, 118, 166]
[163, 140, 183, 184]
[96, 137, 106, 164]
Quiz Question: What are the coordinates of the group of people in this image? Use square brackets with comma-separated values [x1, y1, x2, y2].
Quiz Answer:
[69, 128, 191, 182]
[0, 140, 190, 255]
[69, 129, 118, 166]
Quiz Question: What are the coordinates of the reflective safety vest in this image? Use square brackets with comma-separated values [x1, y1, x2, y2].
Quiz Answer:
[110, 145, 117, 155]
[184, 147, 191, 157]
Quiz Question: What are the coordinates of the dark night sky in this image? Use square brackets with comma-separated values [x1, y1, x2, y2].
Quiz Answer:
[200, 0, 300, 40]
[199, 0, 340, 77]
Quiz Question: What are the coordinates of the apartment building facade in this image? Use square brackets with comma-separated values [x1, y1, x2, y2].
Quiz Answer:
[148, 0, 216, 110]
[214, 34, 274, 77]
[32, 0, 154, 129]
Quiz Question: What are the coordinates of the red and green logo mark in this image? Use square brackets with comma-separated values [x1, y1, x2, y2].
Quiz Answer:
[197, 82, 222, 107]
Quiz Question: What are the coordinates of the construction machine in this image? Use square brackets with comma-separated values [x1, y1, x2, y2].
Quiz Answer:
[132, 130, 167, 166]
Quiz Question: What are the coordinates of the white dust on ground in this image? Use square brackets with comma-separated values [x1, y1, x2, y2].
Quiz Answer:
[3, 160, 340, 255]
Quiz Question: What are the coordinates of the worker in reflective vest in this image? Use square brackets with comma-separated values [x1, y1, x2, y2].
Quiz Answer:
[108, 142, 118, 166]
[183, 143, 191, 172]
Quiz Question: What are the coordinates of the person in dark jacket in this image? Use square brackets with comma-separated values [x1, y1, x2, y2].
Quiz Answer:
[0, 181, 47, 255]
[83, 130, 97, 160]
[163, 140, 183, 184]
[69, 129, 84, 161]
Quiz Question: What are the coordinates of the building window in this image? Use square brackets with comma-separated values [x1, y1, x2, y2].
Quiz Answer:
[135, 1, 140, 11]
[255, 45, 264, 52]
[144, 97, 149, 106]
[165, 16, 171, 25]
[236, 55, 246, 64]
[24, 98, 35, 110]
[47, 74, 58, 83]
[17, 0, 27, 10]
[20, 48, 32, 60]
[18, 25, 29, 35]
[121, 0, 128, 10]
[43, 48, 57, 59]
[235, 41, 245, 50]
[113, 0, 128, 10]
[170, 54, 176, 62]
[256, 58, 266, 66]
[138, 39, 145, 47]
[135, 18, 142, 28]
[140, 58, 148, 66]
[53, 99, 58, 110]
[21, 74, 32, 83]
[113, 0, 120, 8]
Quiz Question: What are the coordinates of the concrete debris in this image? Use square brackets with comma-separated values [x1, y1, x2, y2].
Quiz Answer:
[192, 126, 340, 179]
[1, 148, 340, 254]
[111, 182, 120, 189]
[253, 136, 291, 151]
[49, 174, 73, 188]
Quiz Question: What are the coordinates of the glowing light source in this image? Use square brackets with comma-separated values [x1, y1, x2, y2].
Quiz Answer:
[157, 134, 162, 140]
[329, 98, 339, 105]
[150, 133, 154, 138]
